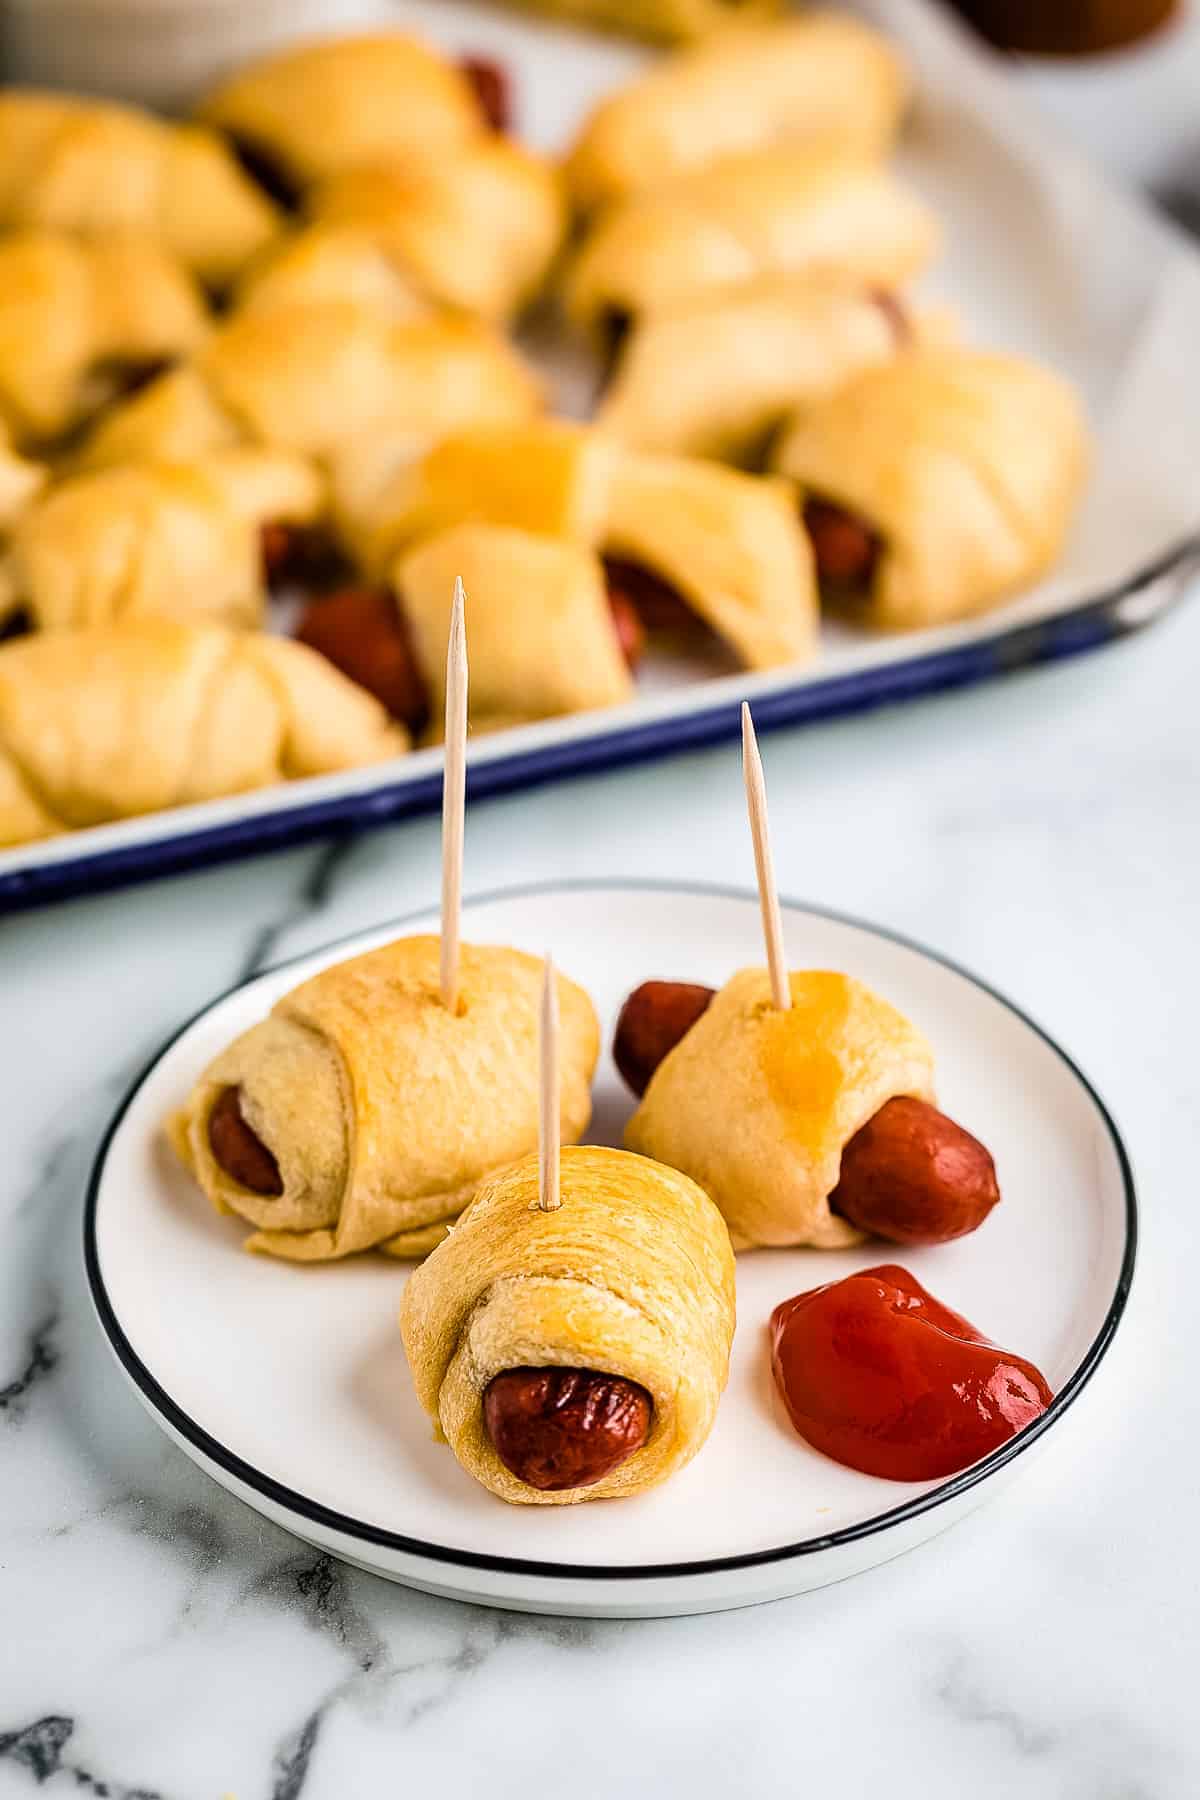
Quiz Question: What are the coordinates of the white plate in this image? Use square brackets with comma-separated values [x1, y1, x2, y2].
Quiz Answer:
[85, 882, 1135, 1617]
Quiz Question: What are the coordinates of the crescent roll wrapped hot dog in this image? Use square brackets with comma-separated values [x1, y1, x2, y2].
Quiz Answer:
[233, 227, 431, 324]
[2, 449, 324, 632]
[0, 621, 405, 846]
[169, 941, 600, 1262]
[336, 419, 816, 672]
[625, 969, 944, 1249]
[566, 14, 908, 212]
[73, 304, 542, 472]
[397, 523, 636, 732]
[307, 138, 567, 322]
[563, 147, 938, 345]
[196, 32, 487, 197]
[400, 1145, 735, 1502]
[294, 522, 637, 734]
[0, 91, 282, 287]
[774, 348, 1089, 628]
[0, 231, 209, 449]
[597, 273, 944, 462]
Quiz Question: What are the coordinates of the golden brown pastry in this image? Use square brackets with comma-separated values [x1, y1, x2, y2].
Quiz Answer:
[0, 450, 323, 634]
[563, 147, 938, 340]
[566, 15, 908, 212]
[598, 274, 933, 462]
[308, 136, 567, 321]
[341, 419, 817, 671]
[233, 226, 431, 323]
[400, 1145, 736, 1503]
[0, 231, 209, 448]
[74, 304, 543, 470]
[625, 969, 936, 1249]
[0, 427, 46, 543]
[500, 0, 781, 45]
[168, 940, 599, 1262]
[0, 621, 406, 846]
[396, 523, 635, 733]
[196, 33, 485, 194]
[346, 417, 612, 572]
[773, 348, 1090, 628]
[0, 91, 282, 288]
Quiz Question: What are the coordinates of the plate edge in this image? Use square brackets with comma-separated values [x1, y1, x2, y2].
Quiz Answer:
[82, 878, 1138, 1583]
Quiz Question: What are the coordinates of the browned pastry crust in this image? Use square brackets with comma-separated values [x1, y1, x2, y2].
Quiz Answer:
[338, 419, 816, 671]
[307, 136, 567, 321]
[0, 231, 209, 448]
[625, 968, 937, 1249]
[73, 304, 543, 469]
[196, 32, 486, 192]
[168, 939, 600, 1261]
[563, 146, 938, 337]
[400, 1145, 736, 1502]
[566, 14, 908, 211]
[0, 91, 282, 287]
[1, 450, 323, 633]
[0, 620, 406, 845]
[773, 348, 1090, 628]
[396, 522, 635, 731]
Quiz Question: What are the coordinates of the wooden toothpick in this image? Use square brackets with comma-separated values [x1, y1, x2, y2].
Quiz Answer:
[537, 952, 562, 1212]
[742, 702, 791, 1012]
[439, 577, 467, 1013]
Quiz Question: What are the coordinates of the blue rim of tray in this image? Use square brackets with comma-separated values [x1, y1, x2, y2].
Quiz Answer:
[6, 530, 1199, 913]
[83, 878, 1137, 1586]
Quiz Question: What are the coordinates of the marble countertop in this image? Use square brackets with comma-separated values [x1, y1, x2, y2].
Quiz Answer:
[5, 38, 1200, 1800]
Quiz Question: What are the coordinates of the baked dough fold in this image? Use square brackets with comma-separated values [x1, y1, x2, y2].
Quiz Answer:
[308, 138, 567, 321]
[2, 449, 323, 633]
[564, 147, 938, 336]
[342, 419, 816, 670]
[74, 305, 542, 469]
[0, 231, 209, 447]
[0, 91, 282, 286]
[400, 1144, 736, 1503]
[566, 15, 908, 211]
[625, 969, 936, 1249]
[597, 273, 921, 461]
[196, 33, 485, 191]
[168, 939, 600, 1262]
[234, 227, 430, 324]
[396, 523, 634, 733]
[0, 621, 405, 845]
[773, 348, 1090, 627]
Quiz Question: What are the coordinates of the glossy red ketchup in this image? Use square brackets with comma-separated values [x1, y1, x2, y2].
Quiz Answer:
[770, 1264, 1052, 1482]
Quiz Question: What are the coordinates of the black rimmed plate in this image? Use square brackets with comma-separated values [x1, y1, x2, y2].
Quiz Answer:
[85, 882, 1135, 1617]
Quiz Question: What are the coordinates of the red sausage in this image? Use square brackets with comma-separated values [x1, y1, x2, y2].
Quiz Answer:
[612, 980, 716, 1096]
[606, 586, 647, 669]
[295, 586, 430, 733]
[460, 55, 511, 132]
[803, 497, 880, 590]
[830, 1095, 1000, 1245]
[207, 1087, 283, 1196]
[483, 1366, 652, 1490]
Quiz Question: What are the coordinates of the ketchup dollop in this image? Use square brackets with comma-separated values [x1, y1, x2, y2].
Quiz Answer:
[770, 1265, 1052, 1483]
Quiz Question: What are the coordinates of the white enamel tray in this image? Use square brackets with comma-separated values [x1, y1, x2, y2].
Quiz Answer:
[7, 0, 1200, 909]
[85, 882, 1136, 1617]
